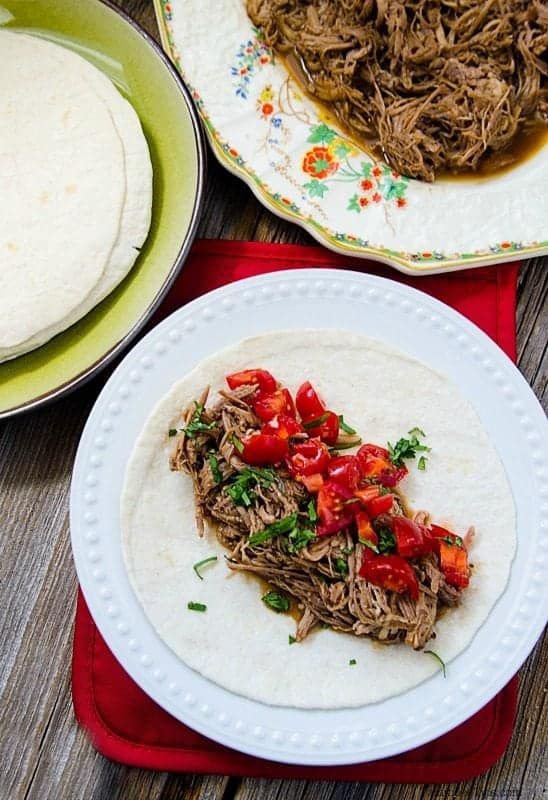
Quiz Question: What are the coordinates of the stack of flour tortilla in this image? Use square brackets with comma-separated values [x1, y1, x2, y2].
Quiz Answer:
[0, 31, 152, 362]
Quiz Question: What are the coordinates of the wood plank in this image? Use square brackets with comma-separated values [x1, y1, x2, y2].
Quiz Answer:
[517, 260, 548, 405]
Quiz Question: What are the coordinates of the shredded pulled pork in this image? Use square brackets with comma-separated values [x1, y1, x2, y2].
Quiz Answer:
[246, 0, 547, 181]
[171, 387, 463, 649]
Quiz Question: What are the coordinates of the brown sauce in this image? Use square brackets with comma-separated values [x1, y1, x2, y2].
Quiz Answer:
[445, 122, 548, 182]
[256, 576, 302, 623]
[282, 52, 547, 182]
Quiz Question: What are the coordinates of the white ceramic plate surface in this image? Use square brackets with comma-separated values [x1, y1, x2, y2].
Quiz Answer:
[70, 269, 548, 765]
[153, 0, 548, 274]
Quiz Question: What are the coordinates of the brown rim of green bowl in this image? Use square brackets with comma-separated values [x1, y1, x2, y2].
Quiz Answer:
[0, 0, 207, 420]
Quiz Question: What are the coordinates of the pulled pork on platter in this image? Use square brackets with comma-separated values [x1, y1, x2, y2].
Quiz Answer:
[246, 0, 548, 181]
[171, 368, 473, 650]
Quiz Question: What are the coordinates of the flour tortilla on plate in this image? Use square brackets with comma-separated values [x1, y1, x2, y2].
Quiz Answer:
[121, 330, 516, 709]
[0, 32, 152, 362]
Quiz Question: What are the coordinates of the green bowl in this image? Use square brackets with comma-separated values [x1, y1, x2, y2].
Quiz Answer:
[0, 0, 205, 418]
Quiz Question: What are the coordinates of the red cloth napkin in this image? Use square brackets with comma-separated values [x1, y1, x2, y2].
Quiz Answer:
[72, 240, 519, 781]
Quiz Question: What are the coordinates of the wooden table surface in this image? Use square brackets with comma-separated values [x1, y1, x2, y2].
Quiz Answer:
[1, 1, 546, 797]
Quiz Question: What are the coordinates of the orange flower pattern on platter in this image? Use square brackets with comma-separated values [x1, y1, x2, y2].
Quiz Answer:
[300, 125, 410, 211]
[302, 146, 339, 180]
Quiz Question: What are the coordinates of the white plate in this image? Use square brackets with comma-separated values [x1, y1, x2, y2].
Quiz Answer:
[70, 269, 548, 765]
[153, 0, 548, 274]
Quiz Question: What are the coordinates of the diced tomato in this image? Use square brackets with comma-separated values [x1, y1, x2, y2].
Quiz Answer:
[367, 493, 395, 516]
[253, 388, 296, 422]
[301, 473, 324, 493]
[430, 525, 469, 588]
[357, 443, 391, 464]
[295, 381, 326, 418]
[356, 511, 376, 539]
[240, 433, 289, 466]
[354, 485, 394, 516]
[327, 455, 361, 490]
[316, 480, 360, 536]
[354, 485, 381, 503]
[377, 466, 408, 487]
[281, 388, 296, 417]
[439, 540, 469, 588]
[261, 414, 304, 440]
[393, 517, 435, 559]
[356, 445, 393, 477]
[429, 524, 461, 547]
[226, 369, 277, 394]
[355, 511, 378, 560]
[428, 524, 467, 555]
[356, 443, 408, 487]
[302, 410, 339, 445]
[287, 439, 330, 477]
[359, 554, 419, 601]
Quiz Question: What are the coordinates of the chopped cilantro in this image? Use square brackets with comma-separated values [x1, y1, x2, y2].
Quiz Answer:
[231, 434, 244, 453]
[168, 428, 178, 437]
[408, 427, 426, 438]
[208, 452, 223, 483]
[303, 412, 330, 429]
[424, 650, 447, 678]
[248, 513, 299, 546]
[225, 467, 278, 507]
[287, 526, 316, 553]
[328, 439, 362, 452]
[338, 415, 357, 435]
[334, 558, 349, 576]
[243, 506, 316, 552]
[342, 546, 354, 555]
[187, 601, 207, 612]
[182, 401, 216, 439]
[418, 456, 427, 471]
[288, 634, 297, 645]
[349, 658, 357, 666]
[388, 429, 431, 468]
[441, 535, 463, 547]
[307, 499, 318, 523]
[261, 591, 290, 612]
[193, 556, 218, 580]
[377, 527, 396, 554]
[359, 538, 379, 553]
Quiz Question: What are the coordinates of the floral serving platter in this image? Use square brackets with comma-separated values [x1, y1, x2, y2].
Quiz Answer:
[153, 0, 548, 275]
